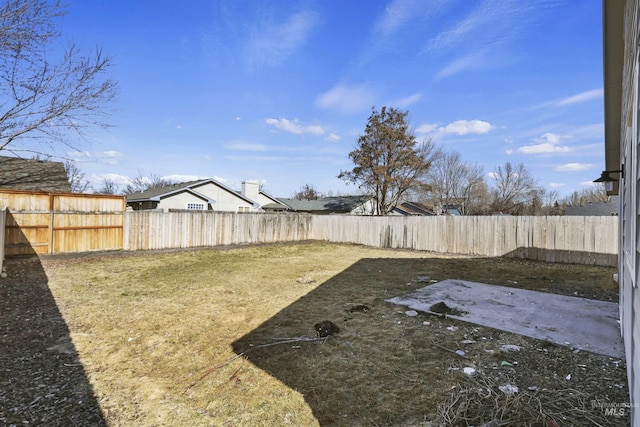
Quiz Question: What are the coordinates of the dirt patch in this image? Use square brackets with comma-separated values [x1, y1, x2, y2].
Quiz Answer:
[0, 242, 628, 426]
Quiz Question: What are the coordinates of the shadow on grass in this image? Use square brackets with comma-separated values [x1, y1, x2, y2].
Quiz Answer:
[231, 255, 623, 426]
[0, 256, 105, 426]
[232, 257, 456, 425]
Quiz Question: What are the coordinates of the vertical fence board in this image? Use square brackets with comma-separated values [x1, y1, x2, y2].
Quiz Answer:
[0, 208, 5, 272]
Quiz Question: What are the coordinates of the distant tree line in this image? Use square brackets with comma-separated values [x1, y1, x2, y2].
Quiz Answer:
[336, 106, 609, 216]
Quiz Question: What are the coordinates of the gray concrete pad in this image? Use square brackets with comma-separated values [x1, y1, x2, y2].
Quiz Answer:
[386, 279, 624, 358]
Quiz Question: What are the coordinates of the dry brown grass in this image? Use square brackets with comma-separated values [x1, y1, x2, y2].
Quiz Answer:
[33, 242, 627, 426]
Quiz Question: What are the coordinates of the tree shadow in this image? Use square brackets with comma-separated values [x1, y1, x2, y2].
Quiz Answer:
[231, 256, 625, 425]
[232, 258, 442, 425]
[0, 255, 105, 425]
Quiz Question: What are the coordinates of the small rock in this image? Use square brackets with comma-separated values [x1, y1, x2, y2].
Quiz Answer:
[498, 384, 518, 395]
[423, 321, 430, 326]
[500, 344, 522, 353]
[461, 339, 476, 345]
[455, 350, 466, 357]
[463, 367, 476, 376]
[565, 374, 571, 380]
[446, 326, 458, 332]
[405, 310, 419, 317]
[500, 361, 514, 367]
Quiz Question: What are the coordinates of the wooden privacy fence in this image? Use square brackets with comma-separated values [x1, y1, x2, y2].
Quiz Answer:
[125, 211, 313, 250]
[123, 211, 618, 266]
[0, 189, 125, 256]
[311, 215, 618, 266]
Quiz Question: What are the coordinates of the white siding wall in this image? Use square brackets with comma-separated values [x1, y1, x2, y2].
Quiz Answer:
[619, 0, 640, 423]
[187, 182, 253, 212]
[157, 192, 208, 211]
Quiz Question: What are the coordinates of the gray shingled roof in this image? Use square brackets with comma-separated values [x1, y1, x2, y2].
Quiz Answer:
[0, 156, 71, 193]
[564, 196, 619, 216]
[277, 195, 372, 213]
[126, 178, 256, 205]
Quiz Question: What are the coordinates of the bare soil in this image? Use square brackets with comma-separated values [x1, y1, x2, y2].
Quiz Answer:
[0, 242, 629, 426]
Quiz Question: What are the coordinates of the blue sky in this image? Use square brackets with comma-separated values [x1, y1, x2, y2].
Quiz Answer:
[58, 0, 604, 198]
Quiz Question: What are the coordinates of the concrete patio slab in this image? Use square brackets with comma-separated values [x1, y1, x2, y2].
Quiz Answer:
[387, 279, 624, 358]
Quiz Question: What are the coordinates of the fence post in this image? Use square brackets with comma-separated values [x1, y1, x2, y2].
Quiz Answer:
[0, 208, 5, 274]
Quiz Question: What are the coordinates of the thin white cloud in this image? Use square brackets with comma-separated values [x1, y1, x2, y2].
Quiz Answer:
[549, 182, 566, 188]
[326, 133, 341, 142]
[531, 89, 604, 110]
[505, 149, 514, 155]
[555, 89, 603, 107]
[91, 173, 131, 186]
[315, 83, 377, 114]
[247, 9, 319, 70]
[556, 163, 593, 172]
[438, 119, 496, 135]
[436, 50, 489, 79]
[426, 0, 556, 53]
[374, 0, 432, 36]
[416, 123, 439, 134]
[265, 118, 324, 136]
[517, 133, 572, 154]
[389, 92, 422, 108]
[70, 150, 123, 165]
[225, 142, 270, 151]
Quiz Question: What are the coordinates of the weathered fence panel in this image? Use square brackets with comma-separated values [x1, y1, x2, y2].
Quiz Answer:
[0, 208, 5, 272]
[0, 189, 125, 255]
[123, 212, 618, 266]
[124, 211, 314, 251]
[310, 215, 618, 266]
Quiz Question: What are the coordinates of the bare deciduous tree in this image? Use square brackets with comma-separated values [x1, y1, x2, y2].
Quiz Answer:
[292, 183, 322, 200]
[489, 162, 542, 215]
[64, 160, 90, 193]
[339, 106, 441, 215]
[0, 0, 117, 155]
[426, 149, 485, 215]
[95, 178, 119, 195]
[562, 184, 610, 207]
[124, 172, 175, 195]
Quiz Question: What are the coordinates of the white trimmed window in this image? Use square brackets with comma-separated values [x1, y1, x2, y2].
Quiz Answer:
[187, 203, 206, 210]
[238, 206, 250, 213]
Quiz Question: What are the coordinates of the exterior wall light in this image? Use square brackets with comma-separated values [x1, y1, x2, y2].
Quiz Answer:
[593, 167, 624, 192]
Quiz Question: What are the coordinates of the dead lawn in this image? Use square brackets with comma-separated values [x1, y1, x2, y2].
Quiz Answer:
[6, 242, 629, 426]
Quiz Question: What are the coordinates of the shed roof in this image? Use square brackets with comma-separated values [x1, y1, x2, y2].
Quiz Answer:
[0, 156, 71, 193]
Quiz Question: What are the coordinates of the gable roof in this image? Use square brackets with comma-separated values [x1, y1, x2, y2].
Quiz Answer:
[126, 178, 256, 205]
[0, 156, 71, 193]
[277, 195, 372, 213]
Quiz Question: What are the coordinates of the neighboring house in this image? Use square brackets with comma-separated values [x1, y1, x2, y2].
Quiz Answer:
[126, 178, 261, 212]
[277, 195, 375, 215]
[238, 181, 289, 212]
[603, 0, 639, 423]
[0, 156, 71, 193]
[393, 201, 433, 216]
[564, 196, 619, 216]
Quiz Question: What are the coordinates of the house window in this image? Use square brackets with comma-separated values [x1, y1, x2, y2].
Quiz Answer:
[238, 206, 250, 213]
[187, 203, 206, 210]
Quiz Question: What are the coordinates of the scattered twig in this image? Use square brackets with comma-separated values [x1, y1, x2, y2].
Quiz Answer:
[427, 340, 467, 358]
[184, 336, 333, 393]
